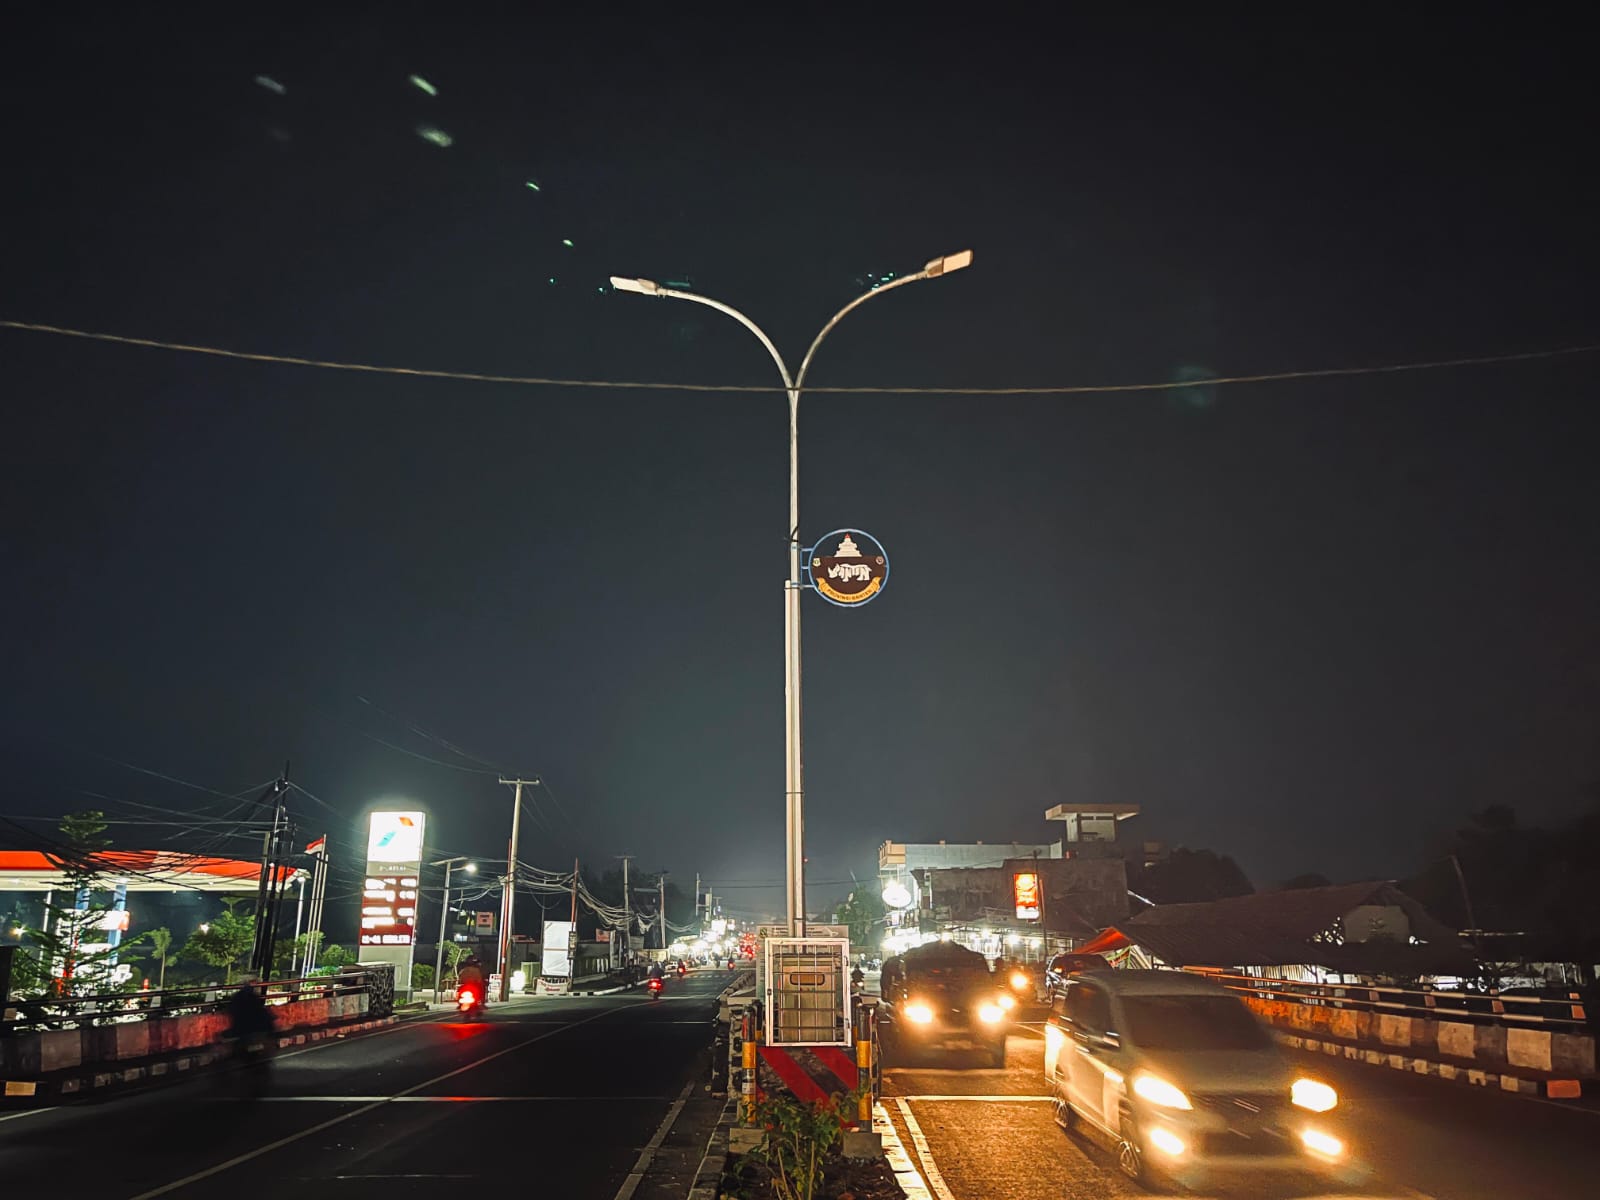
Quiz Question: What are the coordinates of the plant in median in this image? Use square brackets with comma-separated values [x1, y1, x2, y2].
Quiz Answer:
[749, 1086, 863, 1200]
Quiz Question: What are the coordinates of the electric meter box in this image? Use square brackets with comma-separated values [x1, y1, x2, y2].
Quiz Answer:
[762, 936, 851, 1047]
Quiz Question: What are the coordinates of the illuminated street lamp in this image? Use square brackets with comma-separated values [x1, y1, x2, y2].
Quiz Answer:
[610, 251, 974, 935]
[430, 856, 475, 1000]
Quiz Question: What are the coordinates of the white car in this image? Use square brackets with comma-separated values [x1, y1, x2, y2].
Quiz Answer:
[1044, 970, 1347, 1187]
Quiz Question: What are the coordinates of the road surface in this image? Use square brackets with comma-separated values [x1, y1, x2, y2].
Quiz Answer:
[0, 971, 736, 1199]
[880, 1008, 1600, 1199]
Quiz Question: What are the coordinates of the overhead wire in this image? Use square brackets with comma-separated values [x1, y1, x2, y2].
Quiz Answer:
[2, 318, 1596, 396]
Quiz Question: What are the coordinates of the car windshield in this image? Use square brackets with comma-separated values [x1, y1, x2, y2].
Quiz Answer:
[1120, 994, 1273, 1051]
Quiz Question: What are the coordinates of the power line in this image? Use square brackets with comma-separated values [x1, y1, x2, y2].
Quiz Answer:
[4, 318, 1596, 397]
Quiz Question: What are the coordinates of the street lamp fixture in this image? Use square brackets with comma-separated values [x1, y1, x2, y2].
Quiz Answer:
[608, 250, 975, 935]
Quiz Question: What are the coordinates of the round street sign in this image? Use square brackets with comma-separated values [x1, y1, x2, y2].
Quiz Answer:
[807, 529, 889, 607]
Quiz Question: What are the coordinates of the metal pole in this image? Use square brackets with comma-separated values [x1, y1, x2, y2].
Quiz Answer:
[659, 872, 668, 951]
[617, 854, 632, 965]
[607, 252, 972, 940]
[497, 778, 529, 1002]
[434, 859, 454, 1002]
[785, 392, 805, 937]
[289, 873, 306, 976]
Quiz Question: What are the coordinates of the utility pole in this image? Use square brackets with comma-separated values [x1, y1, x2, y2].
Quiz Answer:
[694, 873, 701, 921]
[249, 766, 292, 979]
[615, 854, 633, 963]
[658, 871, 668, 951]
[569, 857, 580, 982]
[497, 777, 540, 1002]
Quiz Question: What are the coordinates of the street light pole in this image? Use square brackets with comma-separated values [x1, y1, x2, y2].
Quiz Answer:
[430, 856, 475, 1001]
[610, 251, 973, 936]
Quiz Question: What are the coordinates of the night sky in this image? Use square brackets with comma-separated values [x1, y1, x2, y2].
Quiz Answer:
[3, 10, 1596, 923]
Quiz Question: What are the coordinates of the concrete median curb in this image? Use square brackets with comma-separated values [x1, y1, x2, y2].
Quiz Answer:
[687, 1093, 738, 1200]
[1281, 1032, 1586, 1100]
[1, 1016, 399, 1104]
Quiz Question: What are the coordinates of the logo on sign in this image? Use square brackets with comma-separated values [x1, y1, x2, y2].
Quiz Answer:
[807, 530, 889, 607]
[1013, 871, 1041, 921]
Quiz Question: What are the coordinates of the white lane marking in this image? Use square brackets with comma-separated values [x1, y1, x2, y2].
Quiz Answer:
[893, 1094, 1051, 1102]
[0, 1105, 59, 1125]
[126, 1004, 621, 1200]
[874, 1102, 934, 1200]
[610, 1081, 694, 1200]
[895, 1098, 957, 1200]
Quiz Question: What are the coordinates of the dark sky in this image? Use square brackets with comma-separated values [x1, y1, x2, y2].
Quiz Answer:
[3, 9, 1596, 922]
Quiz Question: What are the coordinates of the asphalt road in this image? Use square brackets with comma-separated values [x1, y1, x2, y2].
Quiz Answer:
[0, 971, 736, 1200]
[880, 1009, 1600, 1199]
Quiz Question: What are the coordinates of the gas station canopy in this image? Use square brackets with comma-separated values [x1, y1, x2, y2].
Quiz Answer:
[0, 850, 289, 893]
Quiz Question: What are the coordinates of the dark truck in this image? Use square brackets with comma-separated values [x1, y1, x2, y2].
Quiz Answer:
[878, 942, 1011, 1068]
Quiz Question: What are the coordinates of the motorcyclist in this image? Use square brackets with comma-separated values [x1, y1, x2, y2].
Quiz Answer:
[457, 955, 488, 1005]
[227, 977, 275, 1043]
[647, 960, 665, 982]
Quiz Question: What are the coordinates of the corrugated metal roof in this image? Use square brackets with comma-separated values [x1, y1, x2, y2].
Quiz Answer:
[1081, 882, 1470, 972]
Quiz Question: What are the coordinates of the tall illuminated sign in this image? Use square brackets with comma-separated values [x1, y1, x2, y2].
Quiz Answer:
[362, 811, 425, 950]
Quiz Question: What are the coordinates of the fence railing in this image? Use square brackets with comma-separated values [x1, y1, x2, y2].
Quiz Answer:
[1, 971, 372, 1035]
[1189, 969, 1591, 1033]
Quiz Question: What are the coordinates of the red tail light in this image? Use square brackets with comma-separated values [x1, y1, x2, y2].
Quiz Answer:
[458, 989, 476, 1006]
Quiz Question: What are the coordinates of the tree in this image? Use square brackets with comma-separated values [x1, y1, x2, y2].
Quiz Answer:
[146, 927, 176, 991]
[181, 900, 256, 984]
[318, 942, 357, 969]
[19, 811, 146, 996]
[832, 888, 887, 950]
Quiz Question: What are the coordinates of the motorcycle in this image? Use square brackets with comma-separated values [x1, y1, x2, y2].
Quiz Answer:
[647, 976, 664, 1000]
[457, 985, 484, 1020]
[219, 1032, 273, 1098]
[677, 963, 688, 978]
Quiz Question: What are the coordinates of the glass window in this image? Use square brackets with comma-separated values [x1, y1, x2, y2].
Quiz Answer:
[1065, 982, 1109, 1033]
[1120, 995, 1273, 1051]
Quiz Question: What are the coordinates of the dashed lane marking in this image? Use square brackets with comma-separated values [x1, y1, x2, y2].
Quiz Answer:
[895, 1097, 958, 1200]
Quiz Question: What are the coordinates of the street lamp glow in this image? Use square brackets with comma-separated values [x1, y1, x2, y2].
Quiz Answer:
[608, 249, 974, 935]
[464, 862, 478, 874]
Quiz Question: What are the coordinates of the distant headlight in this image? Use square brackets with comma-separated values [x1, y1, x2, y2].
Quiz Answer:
[1292, 1077, 1338, 1113]
[904, 1002, 935, 1024]
[997, 993, 1017, 1010]
[1009, 971, 1029, 990]
[1132, 1073, 1193, 1111]
[978, 1002, 1006, 1024]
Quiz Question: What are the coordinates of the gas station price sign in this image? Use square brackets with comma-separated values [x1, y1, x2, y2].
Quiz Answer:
[360, 872, 419, 946]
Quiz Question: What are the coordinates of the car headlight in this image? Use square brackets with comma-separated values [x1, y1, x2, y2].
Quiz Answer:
[1010, 971, 1029, 990]
[1132, 1073, 1193, 1111]
[1292, 1077, 1338, 1113]
[904, 1002, 934, 1024]
[1300, 1128, 1344, 1158]
[978, 1002, 1006, 1024]
[997, 993, 1017, 1010]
